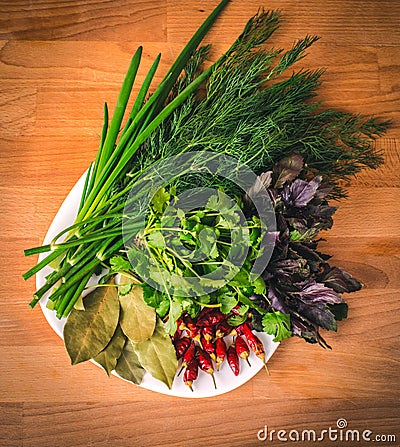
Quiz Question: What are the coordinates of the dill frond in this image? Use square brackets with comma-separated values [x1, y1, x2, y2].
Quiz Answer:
[133, 9, 389, 198]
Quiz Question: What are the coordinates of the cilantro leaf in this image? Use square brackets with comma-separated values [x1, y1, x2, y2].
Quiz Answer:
[217, 289, 238, 314]
[110, 256, 132, 273]
[164, 299, 182, 335]
[262, 311, 292, 342]
[147, 231, 165, 248]
[252, 276, 266, 294]
[142, 284, 170, 318]
[118, 281, 133, 296]
[151, 187, 170, 214]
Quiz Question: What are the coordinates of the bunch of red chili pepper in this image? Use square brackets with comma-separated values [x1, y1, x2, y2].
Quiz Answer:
[172, 307, 268, 391]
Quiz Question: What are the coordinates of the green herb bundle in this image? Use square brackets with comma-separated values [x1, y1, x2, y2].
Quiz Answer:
[24, 1, 389, 390]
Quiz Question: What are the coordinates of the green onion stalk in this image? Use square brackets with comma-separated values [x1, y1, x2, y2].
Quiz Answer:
[23, 0, 231, 317]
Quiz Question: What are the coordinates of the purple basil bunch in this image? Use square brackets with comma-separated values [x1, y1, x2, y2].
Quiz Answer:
[248, 152, 362, 348]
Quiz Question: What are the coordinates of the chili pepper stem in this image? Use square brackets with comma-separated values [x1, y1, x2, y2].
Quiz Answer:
[245, 357, 252, 367]
[211, 373, 217, 389]
[177, 365, 185, 376]
[196, 336, 203, 349]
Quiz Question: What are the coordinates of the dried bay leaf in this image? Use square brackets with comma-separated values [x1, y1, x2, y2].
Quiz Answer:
[115, 338, 146, 385]
[93, 325, 125, 376]
[118, 276, 156, 343]
[63, 280, 120, 365]
[133, 319, 178, 389]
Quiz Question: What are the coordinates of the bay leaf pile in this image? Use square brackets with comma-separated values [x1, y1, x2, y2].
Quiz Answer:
[64, 276, 177, 389]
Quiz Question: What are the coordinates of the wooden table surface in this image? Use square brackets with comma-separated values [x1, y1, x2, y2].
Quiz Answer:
[1, 1, 399, 446]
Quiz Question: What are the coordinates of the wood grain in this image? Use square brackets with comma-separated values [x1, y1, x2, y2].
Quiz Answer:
[1, 1, 399, 446]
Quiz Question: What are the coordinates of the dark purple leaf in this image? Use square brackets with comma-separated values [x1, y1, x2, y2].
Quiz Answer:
[257, 171, 273, 190]
[287, 217, 308, 232]
[319, 266, 362, 293]
[307, 203, 337, 221]
[290, 314, 319, 342]
[290, 241, 325, 264]
[270, 258, 310, 280]
[267, 284, 289, 313]
[245, 171, 272, 206]
[290, 314, 332, 348]
[289, 280, 345, 331]
[269, 212, 290, 260]
[282, 176, 322, 207]
[314, 182, 332, 199]
[295, 300, 338, 331]
[296, 280, 344, 305]
[329, 302, 348, 321]
[273, 152, 304, 188]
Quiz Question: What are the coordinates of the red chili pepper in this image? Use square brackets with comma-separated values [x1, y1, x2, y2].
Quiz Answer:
[176, 316, 184, 329]
[174, 336, 191, 359]
[227, 343, 239, 376]
[172, 328, 183, 342]
[197, 307, 214, 320]
[215, 337, 227, 371]
[201, 336, 216, 361]
[201, 324, 214, 342]
[197, 309, 225, 327]
[182, 314, 201, 342]
[215, 320, 237, 338]
[235, 335, 251, 367]
[178, 339, 196, 376]
[183, 357, 199, 392]
[240, 323, 269, 375]
[197, 348, 217, 389]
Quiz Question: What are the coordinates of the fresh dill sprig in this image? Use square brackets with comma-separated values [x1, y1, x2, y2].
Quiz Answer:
[137, 9, 389, 198]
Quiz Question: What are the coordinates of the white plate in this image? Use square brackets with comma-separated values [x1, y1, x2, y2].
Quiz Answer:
[36, 172, 279, 398]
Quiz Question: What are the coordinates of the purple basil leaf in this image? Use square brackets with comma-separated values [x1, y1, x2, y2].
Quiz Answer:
[290, 241, 325, 264]
[314, 182, 333, 199]
[290, 314, 319, 342]
[267, 284, 289, 314]
[307, 203, 337, 222]
[269, 212, 290, 260]
[245, 171, 272, 205]
[273, 152, 304, 189]
[276, 212, 289, 235]
[295, 300, 338, 331]
[291, 313, 332, 348]
[296, 280, 344, 305]
[287, 217, 308, 231]
[282, 176, 322, 207]
[258, 171, 273, 190]
[270, 258, 310, 280]
[319, 266, 362, 293]
[328, 302, 348, 321]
